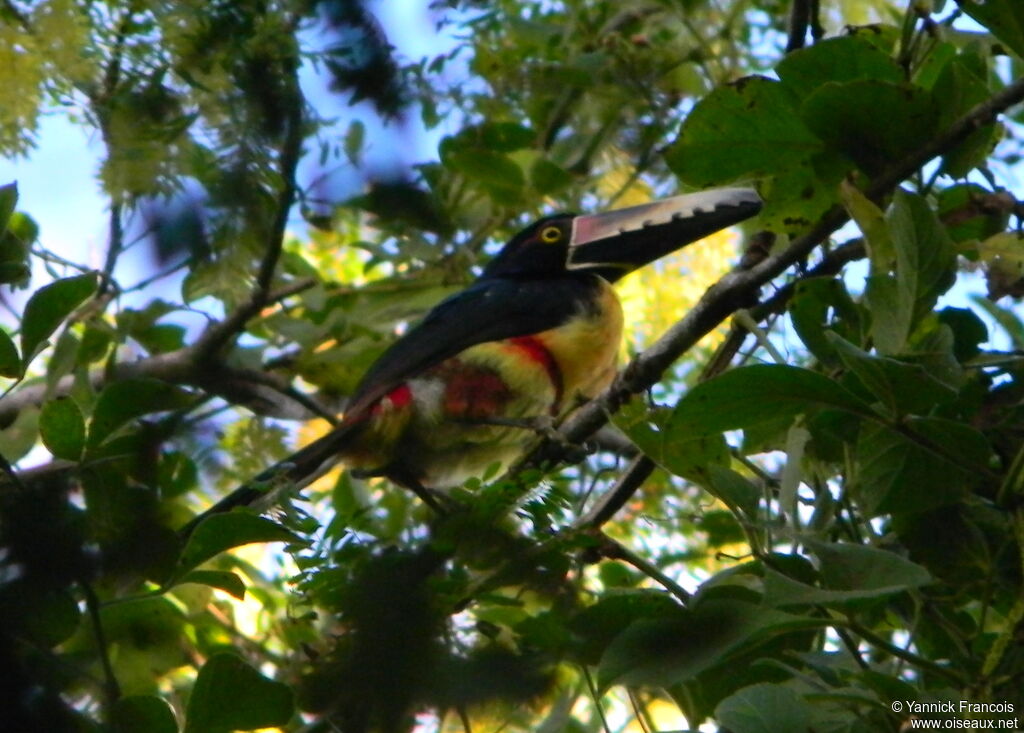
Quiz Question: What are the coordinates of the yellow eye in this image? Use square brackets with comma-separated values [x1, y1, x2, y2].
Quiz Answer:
[540, 226, 562, 243]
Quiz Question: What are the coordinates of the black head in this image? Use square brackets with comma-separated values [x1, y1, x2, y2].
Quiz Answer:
[481, 188, 763, 283]
[480, 214, 577, 279]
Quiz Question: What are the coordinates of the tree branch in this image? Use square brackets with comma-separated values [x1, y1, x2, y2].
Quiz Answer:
[574, 238, 865, 529]
[578, 454, 655, 528]
[785, 0, 812, 53]
[97, 202, 123, 296]
[528, 75, 1024, 469]
[175, 75, 1024, 528]
[0, 277, 318, 425]
[192, 67, 306, 361]
[703, 238, 865, 378]
[523, 76, 1024, 515]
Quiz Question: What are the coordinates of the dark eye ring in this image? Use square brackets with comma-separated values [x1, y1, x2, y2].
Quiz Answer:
[540, 226, 562, 243]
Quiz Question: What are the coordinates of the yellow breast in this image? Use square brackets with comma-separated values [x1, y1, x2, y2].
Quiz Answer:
[536, 277, 623, 409]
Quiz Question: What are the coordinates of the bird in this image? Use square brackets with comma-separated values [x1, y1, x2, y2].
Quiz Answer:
[184, 187, 762, 529]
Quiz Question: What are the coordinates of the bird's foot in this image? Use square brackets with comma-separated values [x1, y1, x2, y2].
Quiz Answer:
[458, 414, 560, 439]
[352, 465, 458, 515]
[462, 415, 593, 463]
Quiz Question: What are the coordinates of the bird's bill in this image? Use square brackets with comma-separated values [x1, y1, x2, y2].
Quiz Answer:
[566, 187, 762, 277]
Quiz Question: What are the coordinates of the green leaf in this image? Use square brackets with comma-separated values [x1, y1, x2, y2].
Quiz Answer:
[173, 513, 299, 580]
[971, 295, 1024, 349]
[440, 143, 526, 203]
[613, 400, 728, 483]
[763, 542, 932, 607]
[851, 422, 973, 516]
[755, 150, 847, 234]
[668, 364, 871, 438]
[825, 332, 957, 415]
[668, 76, 821, 185]
[20, 273, 98, 365]
[0, 181, 16, 229]
[185, 652, 293, 733]
[0, 405, 39, 463]
[956, 0, 1024, 59]
[178, 569, 247, 599]
[904, 415, 993, 475]
[530, 158, 573, 195]
[866, 191, 958, 354]
[705, 466, 762, 523]
[598, 599, 823, 689]
[39, 397, 86, 461]
[0, 583, 82, 647]
[714, 683, 811, 733]
[0, 327, 20, 377]
[891, 189, 958, 326]
[891, 504, 1002, 587]
[87, 378, 193, 449]
[343, 119, 364, 165]
[840, 180, 893, 271]
[933, 55, 998, 177]
[800, 80, 940, 175]
[808, 539, 933, 595]
[937, 307, 987, 362]
[699, 509, 746, 547]
[863, 276, 908, 355]
[789, 277, 862, 367]
[479, 121, 534, 151]
[568, 590, 684, 665]
[776, 35, 904, 98]
[111, 696, 178, 733]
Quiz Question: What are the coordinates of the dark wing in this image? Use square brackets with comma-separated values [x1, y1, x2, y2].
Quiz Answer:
[345, 275, 598, 415]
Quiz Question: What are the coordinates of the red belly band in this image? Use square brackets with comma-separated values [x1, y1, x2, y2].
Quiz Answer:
[367, 383, 413, 418]
[507, 335, 564, 413]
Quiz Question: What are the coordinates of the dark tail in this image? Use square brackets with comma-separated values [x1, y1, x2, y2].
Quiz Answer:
[178, 418, 363, 537]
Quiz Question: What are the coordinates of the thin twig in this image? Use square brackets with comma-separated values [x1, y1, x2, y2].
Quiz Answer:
[193, 71, 305, 361]
[601, 533, 691, 604]
[98, 201, 123, 296]
[834, 627, 870, 671]
[627, 688, 654, 733]
[579, 454, 655, 529]
[582, 667, 613, 733]
[843, 619, 962, 686]
[524, 75, 1024, 472]
[785, 0, 811, 53]
[519, 80, 1024, 535]
[80, 580, 121, 709]
[567, 239, 866, 530]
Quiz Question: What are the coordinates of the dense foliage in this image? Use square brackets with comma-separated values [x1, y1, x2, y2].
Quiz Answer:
[2, 0, 1024, 731]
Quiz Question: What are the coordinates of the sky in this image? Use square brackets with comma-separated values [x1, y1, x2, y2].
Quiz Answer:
[0, 0, 458, 303]
[0, 3, 1019, 341]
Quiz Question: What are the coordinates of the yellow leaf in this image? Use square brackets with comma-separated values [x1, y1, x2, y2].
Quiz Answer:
[617, 227, 737, 355]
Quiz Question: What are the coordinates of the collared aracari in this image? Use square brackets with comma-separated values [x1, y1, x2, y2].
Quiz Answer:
[192, 187, 762, 522]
